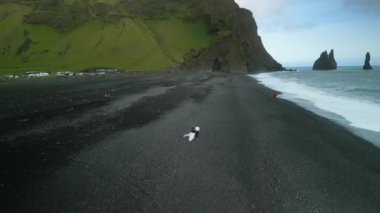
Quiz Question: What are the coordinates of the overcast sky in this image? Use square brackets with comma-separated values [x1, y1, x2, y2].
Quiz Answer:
[235, 0, 380, 67]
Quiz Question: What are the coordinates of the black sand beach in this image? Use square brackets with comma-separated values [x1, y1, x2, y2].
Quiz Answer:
[2, 72, 380, 212]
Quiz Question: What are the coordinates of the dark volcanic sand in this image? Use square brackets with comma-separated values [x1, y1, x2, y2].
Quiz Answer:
[1, 72, 380, 212]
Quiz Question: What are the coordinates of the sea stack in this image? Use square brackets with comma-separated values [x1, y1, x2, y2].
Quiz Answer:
[363, 52, 373, 70]
[313, 49, 337, 70]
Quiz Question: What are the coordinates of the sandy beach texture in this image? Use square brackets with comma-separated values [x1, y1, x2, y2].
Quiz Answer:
[1, 72, 380, 212]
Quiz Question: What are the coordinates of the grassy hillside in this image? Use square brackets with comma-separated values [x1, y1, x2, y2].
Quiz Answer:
[0, 1, 217, 74]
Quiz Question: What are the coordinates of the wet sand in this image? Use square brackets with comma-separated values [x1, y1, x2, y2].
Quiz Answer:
[1, 72, 380, 212]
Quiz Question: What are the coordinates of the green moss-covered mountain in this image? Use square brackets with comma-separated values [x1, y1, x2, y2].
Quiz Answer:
[0, 0, 282, 74]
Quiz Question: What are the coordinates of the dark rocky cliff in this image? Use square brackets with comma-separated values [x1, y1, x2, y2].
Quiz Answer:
[313, 49, 337, 70]
[182, 0, 283, 73]
[363, 52, 373, 70]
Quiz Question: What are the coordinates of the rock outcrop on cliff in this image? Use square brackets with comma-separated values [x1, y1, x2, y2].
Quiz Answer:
[313, 49, 337, 70]
[363, 52, 373, 70]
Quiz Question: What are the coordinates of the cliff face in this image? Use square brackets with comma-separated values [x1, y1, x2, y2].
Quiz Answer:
[0, 0, 282, 74]
[313, 49, 337, 70]
[182, 0, 283, 73]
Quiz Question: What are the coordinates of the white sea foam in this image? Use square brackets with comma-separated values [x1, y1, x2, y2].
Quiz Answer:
[251, 72, 380, 134]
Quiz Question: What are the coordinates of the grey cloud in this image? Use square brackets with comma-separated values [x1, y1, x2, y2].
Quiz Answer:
[344, 0, 380, 12]
[258, 12, 317, 33]
[261, 21, 316, 33]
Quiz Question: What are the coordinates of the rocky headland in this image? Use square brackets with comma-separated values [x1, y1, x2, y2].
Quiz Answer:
[181, 0, 283, 73]
[0, 0, 282, 74]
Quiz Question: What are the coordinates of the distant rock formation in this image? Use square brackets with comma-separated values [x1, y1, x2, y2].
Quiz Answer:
[363, 52, 373, 70]
[313, 49, 337, 70]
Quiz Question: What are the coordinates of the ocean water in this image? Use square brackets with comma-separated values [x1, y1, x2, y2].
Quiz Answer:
[251, 67, 380, 147]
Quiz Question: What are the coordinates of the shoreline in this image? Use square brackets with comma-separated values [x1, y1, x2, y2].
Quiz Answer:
[251, 70, 380, 148]
[2, 71, 380, 212]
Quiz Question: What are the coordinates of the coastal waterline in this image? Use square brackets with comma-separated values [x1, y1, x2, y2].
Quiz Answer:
[251, 67, 380, 147]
